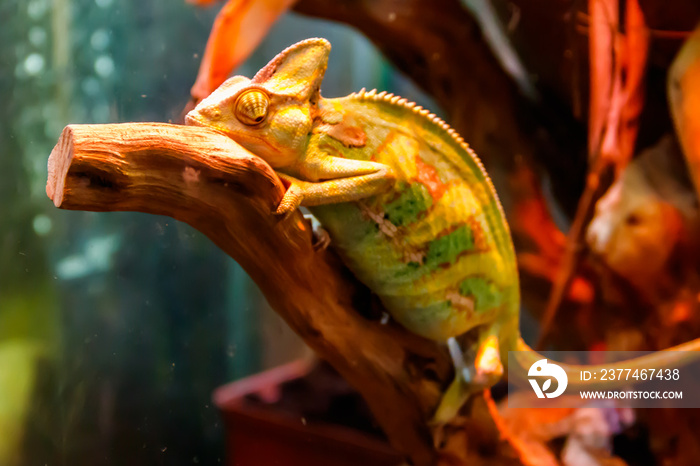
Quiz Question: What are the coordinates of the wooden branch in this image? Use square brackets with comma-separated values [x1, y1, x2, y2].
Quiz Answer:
[46, 123, 528, 466]
[291, 0, 588, 336]
[535, 0, 651, 347]
[293, 0, 588, 211]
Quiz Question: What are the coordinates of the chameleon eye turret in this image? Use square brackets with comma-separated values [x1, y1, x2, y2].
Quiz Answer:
[235, 89, 269, 126]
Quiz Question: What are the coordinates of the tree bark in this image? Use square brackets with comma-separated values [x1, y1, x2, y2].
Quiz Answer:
[46, 122, 528, 466]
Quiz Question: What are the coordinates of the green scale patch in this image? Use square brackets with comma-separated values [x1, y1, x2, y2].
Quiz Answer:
[458, 277, 502, 312]
[424, 225, 474, 270]
[384, 183, 433, 227]
[389, 224, 475, 282]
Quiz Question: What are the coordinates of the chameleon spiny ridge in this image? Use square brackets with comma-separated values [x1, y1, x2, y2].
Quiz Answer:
[186, 38, 700, 424]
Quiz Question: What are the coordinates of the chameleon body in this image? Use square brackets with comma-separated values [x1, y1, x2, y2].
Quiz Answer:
[307, 92, 520, 345]
[186, 38, 700, 423]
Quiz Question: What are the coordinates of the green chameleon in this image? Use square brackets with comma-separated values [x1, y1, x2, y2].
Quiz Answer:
[185, 38, 700, 423]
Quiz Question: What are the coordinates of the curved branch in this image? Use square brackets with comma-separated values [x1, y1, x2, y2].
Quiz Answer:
[46, 123, 525, 466]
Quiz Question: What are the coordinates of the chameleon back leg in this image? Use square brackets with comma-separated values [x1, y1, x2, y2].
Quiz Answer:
[432, 332, 504, 425]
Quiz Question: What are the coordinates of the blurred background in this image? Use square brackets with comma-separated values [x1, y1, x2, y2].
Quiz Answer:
[0, 1, 439, 464]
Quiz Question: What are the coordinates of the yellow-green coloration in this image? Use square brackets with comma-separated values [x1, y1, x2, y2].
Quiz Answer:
[0, 282, 58, 465]
[384, 183, 433, 227]
[291, 92, 520, 349]
[459, 277, 502, 312]
[186, 38, 700, 425]
[186, 39, 520, 348]
[0, 341, 45, 466]
[424, 226, 475, 270]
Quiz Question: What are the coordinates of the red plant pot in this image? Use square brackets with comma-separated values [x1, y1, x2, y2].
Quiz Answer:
[213, 359, 404, 466]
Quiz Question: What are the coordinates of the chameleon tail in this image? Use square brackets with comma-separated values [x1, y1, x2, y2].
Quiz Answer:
[513, 336, 700, 389]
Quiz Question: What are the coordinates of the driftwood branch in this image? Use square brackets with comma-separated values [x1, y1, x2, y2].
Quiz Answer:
[46, 123, 527, 466]
[293, 0, 588, 209]
[291, 0, 591, 334]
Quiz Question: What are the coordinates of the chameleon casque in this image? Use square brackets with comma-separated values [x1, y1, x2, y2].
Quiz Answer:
[185, 38, 700, 423]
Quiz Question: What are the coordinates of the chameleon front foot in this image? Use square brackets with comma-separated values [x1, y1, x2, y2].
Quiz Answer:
[274, 182, 304, 217]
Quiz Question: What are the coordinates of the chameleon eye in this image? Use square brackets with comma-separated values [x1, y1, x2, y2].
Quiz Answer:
[235, 89, 269, 126]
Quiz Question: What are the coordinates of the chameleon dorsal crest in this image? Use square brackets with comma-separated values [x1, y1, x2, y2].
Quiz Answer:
[185, 39, 333, 168]
[188, 37, 700, 427]
[252, 37, 330, 101]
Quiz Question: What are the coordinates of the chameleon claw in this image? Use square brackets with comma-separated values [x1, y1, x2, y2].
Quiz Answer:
[303, 214, 331, 251]
[312, 229, 331, 251]
[273, 203, 295, 218]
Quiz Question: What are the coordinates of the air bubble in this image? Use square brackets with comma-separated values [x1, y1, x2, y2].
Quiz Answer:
[33, 214, 53, 236]
[27, 0, 48, 19]
[24, 53, 45, 75]
[91, 29, 110, 51]
[94, 55, 114, 77]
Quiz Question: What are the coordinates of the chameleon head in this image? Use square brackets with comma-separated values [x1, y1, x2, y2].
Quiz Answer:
[185, 38, 331, 169]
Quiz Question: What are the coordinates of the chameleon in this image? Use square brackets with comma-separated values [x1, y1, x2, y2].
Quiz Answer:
[185, 38, 700, 423]
[185, 0, 536, 106]
[186, 0, 296, 105]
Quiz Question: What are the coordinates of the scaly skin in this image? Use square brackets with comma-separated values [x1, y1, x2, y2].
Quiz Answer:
[311, 91, 520, 342]
[186, 38, 700, 424]
[189, 0, 296, 103]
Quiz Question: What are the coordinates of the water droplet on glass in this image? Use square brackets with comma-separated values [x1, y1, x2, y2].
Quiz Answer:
[91, 29, 110, 51]
[24, 53, 45, 75]
[27, 0, 48, 19]
[94, 55, 114, 78]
